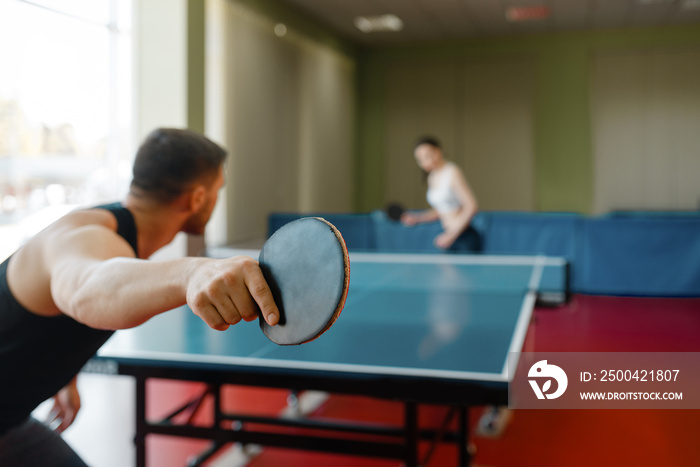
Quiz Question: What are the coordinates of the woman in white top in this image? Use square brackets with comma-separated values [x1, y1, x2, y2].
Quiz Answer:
[401, 137, 480, 251]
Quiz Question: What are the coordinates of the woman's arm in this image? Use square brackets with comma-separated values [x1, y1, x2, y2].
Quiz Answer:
[401, 208, 440, 226]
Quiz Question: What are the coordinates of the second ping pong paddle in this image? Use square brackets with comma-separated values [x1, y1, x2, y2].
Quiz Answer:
[258, 217, 350, 345]
[385, 203, 405, 222]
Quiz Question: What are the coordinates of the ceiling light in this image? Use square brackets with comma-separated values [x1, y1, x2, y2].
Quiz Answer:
[505, 6, 550, 22]
[274, 23, 287, 37]
[354, 14, 403, 33]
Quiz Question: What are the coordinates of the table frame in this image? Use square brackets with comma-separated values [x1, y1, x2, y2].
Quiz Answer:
[101, 357, 508, 467]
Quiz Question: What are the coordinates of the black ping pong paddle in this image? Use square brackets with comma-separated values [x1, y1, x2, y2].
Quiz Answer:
[258, 217, 350, 345]
[385, 202, 405, 222]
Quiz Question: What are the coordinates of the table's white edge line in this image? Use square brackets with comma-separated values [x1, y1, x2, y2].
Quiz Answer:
[95, 349, 509, 383]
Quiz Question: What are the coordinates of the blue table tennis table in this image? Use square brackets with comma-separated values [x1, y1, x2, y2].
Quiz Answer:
[91, 251, 568, 467]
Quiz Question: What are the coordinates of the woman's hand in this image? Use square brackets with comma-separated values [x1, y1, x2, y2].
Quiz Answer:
[400, 212, 420, 226]
[434, 230, 460, 250]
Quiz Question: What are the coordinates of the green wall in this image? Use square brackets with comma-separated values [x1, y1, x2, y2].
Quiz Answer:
[355, 25, 700, 213]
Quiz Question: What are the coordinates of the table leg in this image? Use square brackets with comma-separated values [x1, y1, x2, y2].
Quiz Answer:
[459, 407, 471, 467]
[134, 375, 147, 467]
[405, 402, 418, 467]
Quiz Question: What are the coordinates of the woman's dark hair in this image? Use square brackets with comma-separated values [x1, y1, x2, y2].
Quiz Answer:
[130, 128, 227, 203]
[414, 136, 441, 150]
[414, 136, 442, 183]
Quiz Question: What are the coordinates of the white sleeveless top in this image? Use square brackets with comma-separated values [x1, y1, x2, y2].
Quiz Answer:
[426, 162, 461, 214]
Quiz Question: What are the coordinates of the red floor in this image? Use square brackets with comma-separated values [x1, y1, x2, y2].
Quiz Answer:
[147, 295, 700, 466]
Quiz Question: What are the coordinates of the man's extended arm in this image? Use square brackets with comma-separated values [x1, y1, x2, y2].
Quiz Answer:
[46, 225, 279, 331]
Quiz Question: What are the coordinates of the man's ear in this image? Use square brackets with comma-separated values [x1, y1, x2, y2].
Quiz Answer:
[189, 185, 207, 212]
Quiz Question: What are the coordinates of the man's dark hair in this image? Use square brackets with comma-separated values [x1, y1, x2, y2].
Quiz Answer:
[130, 128, 227, 203]
[414, 136, 441, 150]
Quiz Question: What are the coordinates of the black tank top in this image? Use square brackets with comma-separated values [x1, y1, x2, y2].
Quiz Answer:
[0, 203, 138, 435]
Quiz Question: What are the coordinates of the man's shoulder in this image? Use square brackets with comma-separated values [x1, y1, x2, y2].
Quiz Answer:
[54, 206, 120, 231]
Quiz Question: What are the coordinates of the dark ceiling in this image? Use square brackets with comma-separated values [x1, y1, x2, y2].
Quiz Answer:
[275, 0, 700, 45]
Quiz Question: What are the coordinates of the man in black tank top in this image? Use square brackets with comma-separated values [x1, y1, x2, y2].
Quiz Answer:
[0, 128, 280, 466]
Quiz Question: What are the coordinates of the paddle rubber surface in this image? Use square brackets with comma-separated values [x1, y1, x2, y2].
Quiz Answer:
[259, 217, 350, 345]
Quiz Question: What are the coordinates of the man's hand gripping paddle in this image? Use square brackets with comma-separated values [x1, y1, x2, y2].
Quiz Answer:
[258, 217, 350, 345]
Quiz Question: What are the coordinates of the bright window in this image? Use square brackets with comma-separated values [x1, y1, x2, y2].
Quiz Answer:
[0, 0, 132, 260]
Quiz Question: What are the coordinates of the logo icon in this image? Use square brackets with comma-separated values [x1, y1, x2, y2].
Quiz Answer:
[528, 360, 568, 399]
